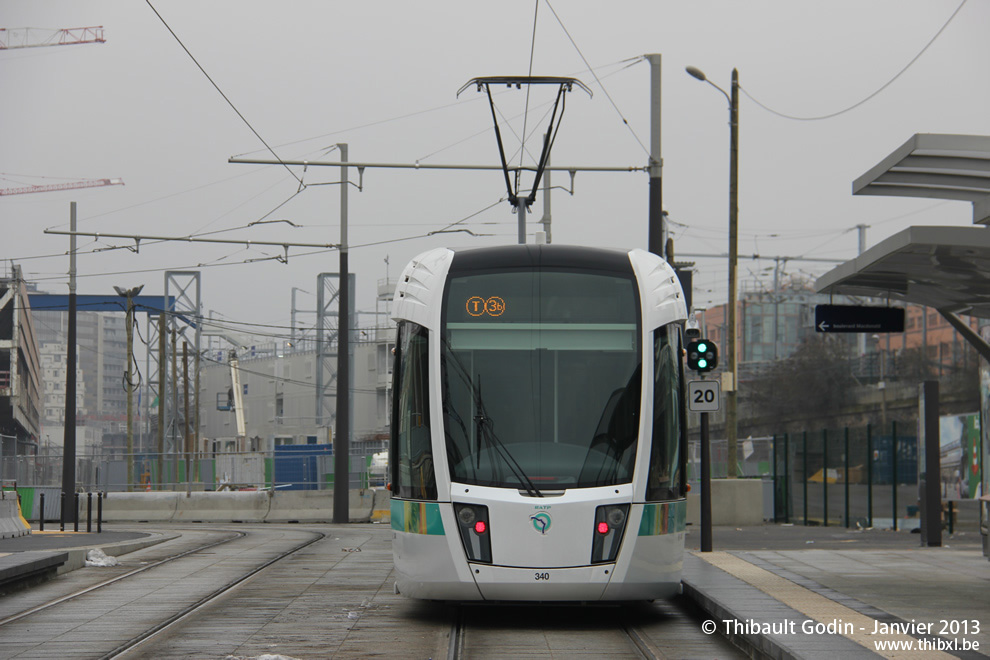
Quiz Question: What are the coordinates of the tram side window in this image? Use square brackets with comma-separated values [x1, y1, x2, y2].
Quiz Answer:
[391, 322, 438, 500]
[646, 324, 684, 501]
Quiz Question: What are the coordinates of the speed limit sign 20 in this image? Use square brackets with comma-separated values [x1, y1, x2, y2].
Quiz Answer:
[688, 380, 720, 412]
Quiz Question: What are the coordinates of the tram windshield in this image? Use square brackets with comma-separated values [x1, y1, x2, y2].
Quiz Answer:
[442, 269, 641, 491]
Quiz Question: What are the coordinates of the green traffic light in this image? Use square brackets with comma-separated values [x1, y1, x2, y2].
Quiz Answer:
[697, 342, 708, 353]
[698, 358, 708, 369]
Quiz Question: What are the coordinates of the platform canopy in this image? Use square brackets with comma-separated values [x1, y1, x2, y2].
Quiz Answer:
[815, 225, 990, 318]
[816, 134, 990, 359]
[853, 133, 990, 225]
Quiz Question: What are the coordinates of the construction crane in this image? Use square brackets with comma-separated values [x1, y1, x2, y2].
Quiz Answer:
[1, 29, 114, 197]
[0, 26, 105, 50]
[0, 177, 124, 197]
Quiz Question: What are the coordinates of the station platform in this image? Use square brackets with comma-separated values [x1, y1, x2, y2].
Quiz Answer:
[682, 524, 988, 658]
[0, 528, 172, 588]
[0, 522, 985, 658]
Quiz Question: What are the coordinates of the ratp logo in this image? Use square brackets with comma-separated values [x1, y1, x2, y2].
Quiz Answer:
[530, 511, 552, 535]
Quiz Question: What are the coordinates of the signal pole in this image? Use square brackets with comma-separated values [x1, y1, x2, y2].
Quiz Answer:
[687, 338, 719, 552]
[700, 386, 712, 552]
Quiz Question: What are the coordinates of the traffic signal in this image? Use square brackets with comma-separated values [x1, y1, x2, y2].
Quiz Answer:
[687, 339, 718, 372]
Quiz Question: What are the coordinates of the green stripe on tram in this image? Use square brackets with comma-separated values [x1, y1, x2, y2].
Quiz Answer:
[391, 500, 445, 535]
[638, 500, 687, 536]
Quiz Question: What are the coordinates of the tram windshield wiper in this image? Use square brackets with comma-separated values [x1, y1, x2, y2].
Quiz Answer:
[444, 338, 542, 497]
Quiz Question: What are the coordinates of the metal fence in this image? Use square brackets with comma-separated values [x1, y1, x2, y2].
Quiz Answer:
[688, 424, 927, 529]
[0, 447, 385, 493]
[770, 423, 920, 530]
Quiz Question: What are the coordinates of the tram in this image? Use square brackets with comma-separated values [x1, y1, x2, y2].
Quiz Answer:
[389, 244, 689, 601]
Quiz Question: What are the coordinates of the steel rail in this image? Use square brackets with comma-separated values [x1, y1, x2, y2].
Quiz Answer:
[0, 530, 244, 628]
[103, 530, 325, 660]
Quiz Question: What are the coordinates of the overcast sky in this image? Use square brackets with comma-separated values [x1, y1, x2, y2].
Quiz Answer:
[2, 0, 987, 342]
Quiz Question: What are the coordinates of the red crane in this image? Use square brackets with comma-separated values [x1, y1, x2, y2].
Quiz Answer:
[0, 26, 105, 50]
[1, 30, 117, 197]
[0, 177, 124, 196]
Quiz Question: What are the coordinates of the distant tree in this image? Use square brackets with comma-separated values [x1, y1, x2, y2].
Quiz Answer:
[890, 347, 932, 382]
[746, 335, 858, 427]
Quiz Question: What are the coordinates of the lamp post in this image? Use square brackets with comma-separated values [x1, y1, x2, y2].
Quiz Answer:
[115, 284, 144, 491]
[686, 65, 739, 478]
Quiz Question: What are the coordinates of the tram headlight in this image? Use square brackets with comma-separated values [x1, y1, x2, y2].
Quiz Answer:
[591, 504, 629, 564]
[453, 503, 492, 564]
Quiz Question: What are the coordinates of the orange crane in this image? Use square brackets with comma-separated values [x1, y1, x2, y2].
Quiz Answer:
[0, 177, 124, 196]
[0, 26, 105, 50]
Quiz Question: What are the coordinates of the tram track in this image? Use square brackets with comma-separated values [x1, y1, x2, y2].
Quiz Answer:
[104, 529, 324, 659]
[0, 526, 325, 660]
[0, 529, 245, 628]
[443, 597, 743, 660]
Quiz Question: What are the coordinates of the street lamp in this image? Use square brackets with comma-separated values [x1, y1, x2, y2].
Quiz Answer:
[115, 284, 144, 491]
[686, 65, 740, 478]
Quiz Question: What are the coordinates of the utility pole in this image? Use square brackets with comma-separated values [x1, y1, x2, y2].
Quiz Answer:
[60, 202, 78, 526]
[291, 288, 301, 343]
[334, 143, 351, 524]
[726, 68, 740, 478]
[157, 313, 166, 488]
[857, 224, 868, 357]
[183, 341, 190, 494]
[171, 327, 178, 486]
[115, 284, 144, 491]
[194, 341, 200, 483]
[646, 54, 664, 257]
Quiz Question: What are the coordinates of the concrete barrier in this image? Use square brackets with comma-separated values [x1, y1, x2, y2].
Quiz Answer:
[266, 490, 332, 522]
[264, 488, 381, 523]
[347, 489, 377, 522]
[172, 491, 270, 523]
[686, 478, 764, 526]
[370, 488, 391, 523]
[98, 492, 180, 523]
[0, 497, 31, 539]
[72, 488, 390, 524]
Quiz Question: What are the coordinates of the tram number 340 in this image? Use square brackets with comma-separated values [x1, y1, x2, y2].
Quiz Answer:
[688, 380, 721, 413]
[534, 572, 551, 581]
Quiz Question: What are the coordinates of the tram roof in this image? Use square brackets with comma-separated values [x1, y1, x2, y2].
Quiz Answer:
[448, 244, 635, 274]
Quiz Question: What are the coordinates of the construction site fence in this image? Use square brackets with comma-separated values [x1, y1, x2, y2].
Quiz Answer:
[0, 448, 386, 493]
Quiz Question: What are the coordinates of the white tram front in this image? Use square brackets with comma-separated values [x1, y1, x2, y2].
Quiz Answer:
[389, 245, 688, 601]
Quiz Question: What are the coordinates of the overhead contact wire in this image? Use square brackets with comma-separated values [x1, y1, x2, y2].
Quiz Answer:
[543, 0, 650, 158]
[517, 0, 541, 192]
[145, 1, 303, 184]
[742, 0, 968, 120]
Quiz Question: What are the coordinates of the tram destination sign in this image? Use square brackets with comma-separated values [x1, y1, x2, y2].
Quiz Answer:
[815, 304, 904, 333]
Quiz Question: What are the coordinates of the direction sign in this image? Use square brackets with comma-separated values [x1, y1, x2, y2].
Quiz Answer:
[814, 304, 904, 333]
[688, 380, 720, 412]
